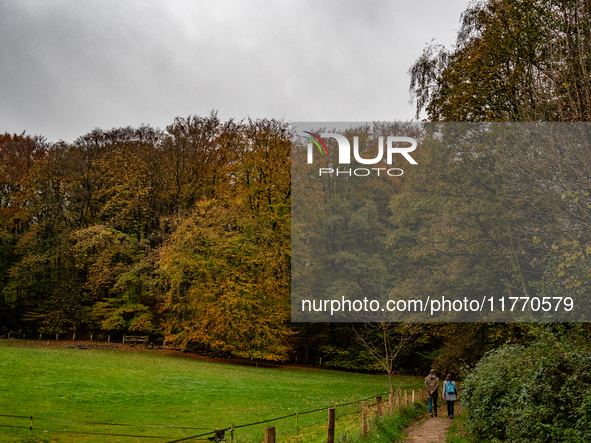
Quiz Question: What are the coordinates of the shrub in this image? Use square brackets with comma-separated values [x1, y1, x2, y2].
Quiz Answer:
[462, 330, 591, 442]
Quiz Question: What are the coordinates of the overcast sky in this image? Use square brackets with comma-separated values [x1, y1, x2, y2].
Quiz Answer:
[1, 0, 469, 143]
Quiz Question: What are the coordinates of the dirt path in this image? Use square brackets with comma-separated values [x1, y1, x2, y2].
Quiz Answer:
[403, 409, 453, 443]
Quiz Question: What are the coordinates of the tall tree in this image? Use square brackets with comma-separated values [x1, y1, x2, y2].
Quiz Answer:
[409, 0, 591, 122]
[158, 119, 292, 360]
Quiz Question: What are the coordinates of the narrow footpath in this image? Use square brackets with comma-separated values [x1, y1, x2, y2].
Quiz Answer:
[403, 409, 453, 443]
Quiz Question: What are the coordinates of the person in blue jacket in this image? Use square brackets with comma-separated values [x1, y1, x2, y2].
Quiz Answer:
[443, 373, 458, 419]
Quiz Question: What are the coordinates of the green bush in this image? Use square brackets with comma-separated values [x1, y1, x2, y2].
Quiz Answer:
[462, 329, 591, 442]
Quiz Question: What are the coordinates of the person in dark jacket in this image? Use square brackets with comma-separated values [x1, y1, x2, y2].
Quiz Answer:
[443, 373, 458, 419]
[425, 369, 439, 417]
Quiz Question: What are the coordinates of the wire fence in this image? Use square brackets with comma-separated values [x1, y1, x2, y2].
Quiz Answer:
[0, 383, 427, 442]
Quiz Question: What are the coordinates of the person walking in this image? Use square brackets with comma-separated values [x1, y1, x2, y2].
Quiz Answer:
[443, 373, 458, 419]
[425, 368, 439, 417]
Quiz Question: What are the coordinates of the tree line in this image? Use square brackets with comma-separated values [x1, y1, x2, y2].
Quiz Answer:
[0, 114, 292, 360]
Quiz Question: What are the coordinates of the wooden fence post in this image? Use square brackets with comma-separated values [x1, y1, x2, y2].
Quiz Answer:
[362, 401, 368, 438]
[265, 426, 275, 443]
[412, 390, 415, 403]
[327, 408, 335, 443]
[376, 396, 383, 416]
[389, 392, 394, 416]
[396, 389, 401, 410]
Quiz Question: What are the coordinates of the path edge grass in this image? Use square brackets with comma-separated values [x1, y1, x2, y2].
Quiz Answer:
[334, 403, 427, 443]
[445, 409, 475, 443]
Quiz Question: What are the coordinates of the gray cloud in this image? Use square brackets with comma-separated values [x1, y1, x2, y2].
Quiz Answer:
[0, 0, 468, 142]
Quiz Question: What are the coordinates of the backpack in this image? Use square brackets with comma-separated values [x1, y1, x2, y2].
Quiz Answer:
[446, 381, 456, 394]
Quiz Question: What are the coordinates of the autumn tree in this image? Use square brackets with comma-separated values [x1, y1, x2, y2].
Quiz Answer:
[409, 0, 591, 122]
[158, 119, 292, 360]
[158, 112, 233, 214]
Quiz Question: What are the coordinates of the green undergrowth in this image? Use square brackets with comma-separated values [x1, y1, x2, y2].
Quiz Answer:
[445, 412, 474, 443]
[335, 403, 427, 443]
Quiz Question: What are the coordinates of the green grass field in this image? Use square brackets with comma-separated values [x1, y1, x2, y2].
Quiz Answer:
[0, 341, 423, 443]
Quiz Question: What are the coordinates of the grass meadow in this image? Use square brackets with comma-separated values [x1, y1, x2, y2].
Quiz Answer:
[0, 341, 423, 443]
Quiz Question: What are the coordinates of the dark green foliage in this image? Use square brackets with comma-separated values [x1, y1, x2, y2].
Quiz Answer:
[319, 344, 382, 372]
[462, 328, 591, 442]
